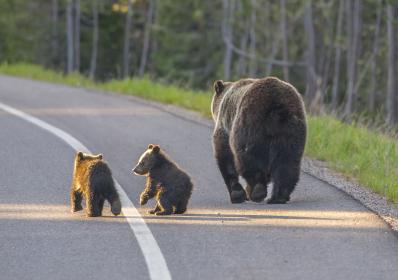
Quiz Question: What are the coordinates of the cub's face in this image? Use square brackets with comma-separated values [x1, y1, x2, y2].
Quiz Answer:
[74, 152, 102, 169]
[211, 80, 232, 121]
[132, 144, 160, 176]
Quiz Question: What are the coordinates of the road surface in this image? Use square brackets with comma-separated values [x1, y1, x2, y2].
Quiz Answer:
[0, 75, 397, 280]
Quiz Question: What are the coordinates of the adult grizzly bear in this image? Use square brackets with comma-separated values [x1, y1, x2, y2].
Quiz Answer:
[211, 77, 306, 204]
[132, 144, 193, 215]
[70, 152, 121, 217]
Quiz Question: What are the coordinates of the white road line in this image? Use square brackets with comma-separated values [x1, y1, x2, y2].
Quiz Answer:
[0, 102, 171, 280]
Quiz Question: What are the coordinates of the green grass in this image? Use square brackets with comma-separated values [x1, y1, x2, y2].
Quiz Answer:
[307, 116, 398, 202]
[1, 63, 397, 203]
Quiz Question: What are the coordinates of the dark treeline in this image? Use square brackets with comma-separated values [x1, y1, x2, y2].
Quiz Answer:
[0, 0, 397, 125]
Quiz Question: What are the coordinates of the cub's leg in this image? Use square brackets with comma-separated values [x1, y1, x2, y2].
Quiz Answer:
[85, 192, 101, 217]
[213, 128, 246, 203]
[98, 198, 105, 214]
[175, 199, 189, 214]
[70, 187, 83, 212]
[107, 192, 121, 216]
[155, 195, 173, 215]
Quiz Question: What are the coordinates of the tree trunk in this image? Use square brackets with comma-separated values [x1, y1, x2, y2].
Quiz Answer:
[222, 0, 235, 80]
[66, 0, 74, 74]
[344, 0, 361, 116]
[248, 0, 257, 77]
[139, 0, 155, 76]
[386, 4, 397, 124]
[73, 0, 80, 72]
[51, 0, 58, 68]
[304, 1, 317, 107]
[89, 0, 99, 80]
[236, 19, 249, 77]
[123, 0, 133, 78]
[331, 0, 344, 109]
[368, 2, 381, 112]
[280, 0, 289, 81]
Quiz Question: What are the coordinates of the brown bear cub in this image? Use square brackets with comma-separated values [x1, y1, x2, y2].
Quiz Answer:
[132, 144, 193, 215]
[70, 152, 121, 217]
[211, 77, 307, 204]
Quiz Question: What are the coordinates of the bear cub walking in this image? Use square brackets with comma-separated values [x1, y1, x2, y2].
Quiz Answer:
[132, 144, 193, 215]
[70, 152, 121, 217]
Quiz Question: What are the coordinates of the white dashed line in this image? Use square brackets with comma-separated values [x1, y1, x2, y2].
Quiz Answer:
[0, 102, 171, 280]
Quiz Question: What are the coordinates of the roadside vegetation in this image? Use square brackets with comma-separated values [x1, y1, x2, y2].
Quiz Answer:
[1, 63, 397, 203]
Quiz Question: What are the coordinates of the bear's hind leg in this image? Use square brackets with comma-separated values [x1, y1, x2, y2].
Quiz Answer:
[70, 188, 83, 212]
[243, 171, 268, 203]
[213, 129, 246, 203]
[155, 196, 173, 215]
[268, 162, 300, 204]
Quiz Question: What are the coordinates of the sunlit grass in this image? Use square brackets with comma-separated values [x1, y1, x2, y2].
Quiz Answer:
[306, 116, 398, 202]
[98, 78, 212, 117]
[0, 63, 397, 203]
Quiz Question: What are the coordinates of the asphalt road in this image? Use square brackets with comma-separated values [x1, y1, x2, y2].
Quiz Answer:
[0, 75, 397, 280]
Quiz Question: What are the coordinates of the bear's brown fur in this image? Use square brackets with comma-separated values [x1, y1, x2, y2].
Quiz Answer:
[132, 144, 193, 215]
[70, 152, 121, 217]
[211, 77, 307, 204]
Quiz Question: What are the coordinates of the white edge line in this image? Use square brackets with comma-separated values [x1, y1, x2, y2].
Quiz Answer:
[0, 102, 171, 280]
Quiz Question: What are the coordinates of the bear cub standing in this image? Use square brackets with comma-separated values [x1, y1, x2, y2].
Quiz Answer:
[70, 152, 121, 217]
[132, 144, 193, 215]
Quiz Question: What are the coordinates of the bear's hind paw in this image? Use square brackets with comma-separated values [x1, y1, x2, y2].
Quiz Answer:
[230, 190, 247, 204]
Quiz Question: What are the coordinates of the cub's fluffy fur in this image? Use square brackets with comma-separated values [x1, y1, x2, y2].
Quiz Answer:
[132, 144, 193, 215]
[70, 152, 121, 217]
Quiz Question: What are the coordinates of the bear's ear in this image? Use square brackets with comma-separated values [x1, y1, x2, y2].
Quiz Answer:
[214, 80, 224, 95]
[148, 144, 154, 150]
[152, 145, 160, 154]
[97, 154, 103, 160]
[77, 151, 84, 160]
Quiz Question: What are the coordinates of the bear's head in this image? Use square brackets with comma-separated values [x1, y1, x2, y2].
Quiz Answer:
[132, 144, 161, 176]
[211, 80, 232, 121]
[74, 151, 103, 170]
[211, 78, 259, 121]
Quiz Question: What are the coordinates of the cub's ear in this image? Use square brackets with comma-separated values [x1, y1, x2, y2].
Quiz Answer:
[214, 80, 224, 95]
[97, 154, 103, 160]
[152, 145, 160, 154]
[77, 151, 84, 159]
[148, 144, 154, 150]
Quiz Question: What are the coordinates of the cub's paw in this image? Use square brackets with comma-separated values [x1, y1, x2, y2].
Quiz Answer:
[111, 200, 121, 216]
[155, 211, 173, 216]
[71, 205, 83, 212]
[86, 212, 101, 217]
[148, 209, 159, 214]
